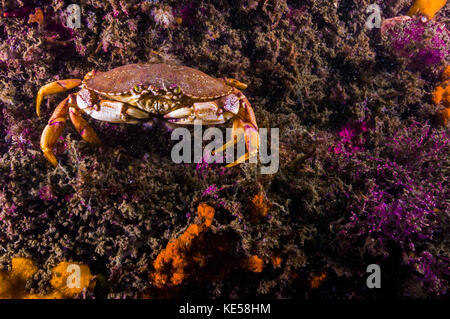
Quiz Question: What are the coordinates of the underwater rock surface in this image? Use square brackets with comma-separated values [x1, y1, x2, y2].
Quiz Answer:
[0, 0, 448, 298]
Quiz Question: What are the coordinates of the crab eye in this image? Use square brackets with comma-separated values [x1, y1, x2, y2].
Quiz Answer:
[134, 85, 141, 93]
[174, 86, 181, 94]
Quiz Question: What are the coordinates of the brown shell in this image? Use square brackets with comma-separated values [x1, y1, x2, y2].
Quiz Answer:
[84, 63, 232, 99]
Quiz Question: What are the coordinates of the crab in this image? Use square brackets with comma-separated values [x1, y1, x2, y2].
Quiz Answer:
[36, 63, 260, 167]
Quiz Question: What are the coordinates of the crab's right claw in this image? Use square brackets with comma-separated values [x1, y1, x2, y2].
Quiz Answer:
[36, 79, 81, 117]
[40, 97, 70, 167]
[41, 123, 64, 167]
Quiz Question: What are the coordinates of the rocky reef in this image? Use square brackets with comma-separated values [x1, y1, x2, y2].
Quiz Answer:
[0, 0, 448, 298]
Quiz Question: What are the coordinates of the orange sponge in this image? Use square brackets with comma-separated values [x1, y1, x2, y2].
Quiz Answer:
[408, 0, 447, 19]
[244, 255, 264, 273]
[433, 66, 450, 125]
[0, 257, 95, 299]
[150, 203, 215, 288]
[50, 262, 96, 297]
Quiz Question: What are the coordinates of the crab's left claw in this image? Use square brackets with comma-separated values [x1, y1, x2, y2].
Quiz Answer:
[36, 79, 81, 117]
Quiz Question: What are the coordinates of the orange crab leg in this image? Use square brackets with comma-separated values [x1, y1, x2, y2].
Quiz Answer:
[40, 97, 70, 167]
[221, 77, 248, 90]
[69, 103, 101, 145]
[223, 119, 259, 167]
[82, 70, 97, 81]
[213, 118, 244, 154]
[40, 94, 100, 167]
[214, 95, 260, 167]
[36, 79, 81, 117]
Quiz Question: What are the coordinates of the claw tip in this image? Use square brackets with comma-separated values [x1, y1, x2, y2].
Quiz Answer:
[36, 97, 42, 117]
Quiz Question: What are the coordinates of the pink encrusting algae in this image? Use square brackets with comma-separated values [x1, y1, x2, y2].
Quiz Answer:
[0, 0, 448, 299]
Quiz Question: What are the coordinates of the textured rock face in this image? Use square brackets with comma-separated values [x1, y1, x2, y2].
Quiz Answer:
[0, 0, 448, 299]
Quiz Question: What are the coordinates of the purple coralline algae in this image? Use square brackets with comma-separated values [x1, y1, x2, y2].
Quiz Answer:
[337, 122, 449, 295]
[382, 16, 449, 72]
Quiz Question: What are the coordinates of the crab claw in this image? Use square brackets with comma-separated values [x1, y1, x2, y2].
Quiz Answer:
[36, 79, 81, 117]
[40, 97, 70, 167]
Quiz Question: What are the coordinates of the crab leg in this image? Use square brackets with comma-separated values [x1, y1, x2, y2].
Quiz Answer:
[213, 117, 245, 153]
[40, 94, 100, 167]
[36, 79, 82, 117]
[221, 77, 248, 90]
[79, 99, 149, 124]
[217, 118, 259, 167]
[214, 95, 260, 167]
[164, 102, 229, 124]
[69, 105, 101, 145]
[40, 97, 70, 167]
